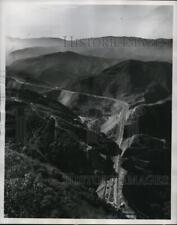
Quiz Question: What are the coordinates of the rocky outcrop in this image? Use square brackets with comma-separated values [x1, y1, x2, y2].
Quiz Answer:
[124, 98, 171, 141]
[121, 132, 171, 218]
[120, 80, 171, 218]
[122, 134, 170, 174]
[46, 88, 129, 145]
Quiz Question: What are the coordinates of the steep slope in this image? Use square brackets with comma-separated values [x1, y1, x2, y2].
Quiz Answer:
[8, 51, 117, 86]
[45, 88, 135, 215]
[123, 98, 172, 141]
[120, 97, 171, 218]
[6, 74, 52, 94]
[67, 60, 172, 105]
[44, 61, 172, 217]
[5, 146, 126, 218]
[6, 76, 122, 174]
[121, 134, 171, 219]
[46, 89, 128, 145]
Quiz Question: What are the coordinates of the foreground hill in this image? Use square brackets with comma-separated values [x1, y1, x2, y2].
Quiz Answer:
[121, 133, 171, 219]
[5, 76, 126, 217]
[5, 146, 126, 218]
[120, 96, 171, 218]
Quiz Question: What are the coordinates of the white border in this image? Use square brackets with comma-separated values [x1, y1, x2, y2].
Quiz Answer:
[171, 0, 177, 222]
[0, 0, 176, 224]
[0, 0, 5, 221]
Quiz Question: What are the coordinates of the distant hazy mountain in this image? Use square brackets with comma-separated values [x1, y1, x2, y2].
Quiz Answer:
[6, 36, 66, 53]
[7, 47, 61, 65]
[67, 60, 172, 105]
[6, 36, 172, 65]
[6, 37, 67, 65]
[70, 36, 172, 62]
[8, 51, 117, 86]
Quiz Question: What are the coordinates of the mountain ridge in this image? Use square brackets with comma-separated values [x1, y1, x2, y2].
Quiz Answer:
[8, 51, 118, 86]
[7, 36, 172, 64]
[66, 59, 172, 105]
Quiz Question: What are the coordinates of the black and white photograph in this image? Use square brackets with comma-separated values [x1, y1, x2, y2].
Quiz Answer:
[0, 0, 176, 222]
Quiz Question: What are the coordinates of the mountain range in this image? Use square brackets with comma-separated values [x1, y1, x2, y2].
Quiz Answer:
[5, 35, 172, 219]
[6, 36, 172, 65]
[66, 60, 172, 105]
[8, 51, 117, 87]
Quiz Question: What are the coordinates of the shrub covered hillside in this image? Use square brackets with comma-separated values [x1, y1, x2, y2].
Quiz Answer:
[5, 145, 125, 218]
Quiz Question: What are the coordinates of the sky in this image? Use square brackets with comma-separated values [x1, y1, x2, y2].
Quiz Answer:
[4, 2, 173, 39]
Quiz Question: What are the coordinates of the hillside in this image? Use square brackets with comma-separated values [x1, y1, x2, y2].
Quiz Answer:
[5, 146, 125, 218]
[8, 51, 117, 86]
[5, 37, 172, 219]
[67, 60, 172, 105]
[46, 89, 128, 145]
